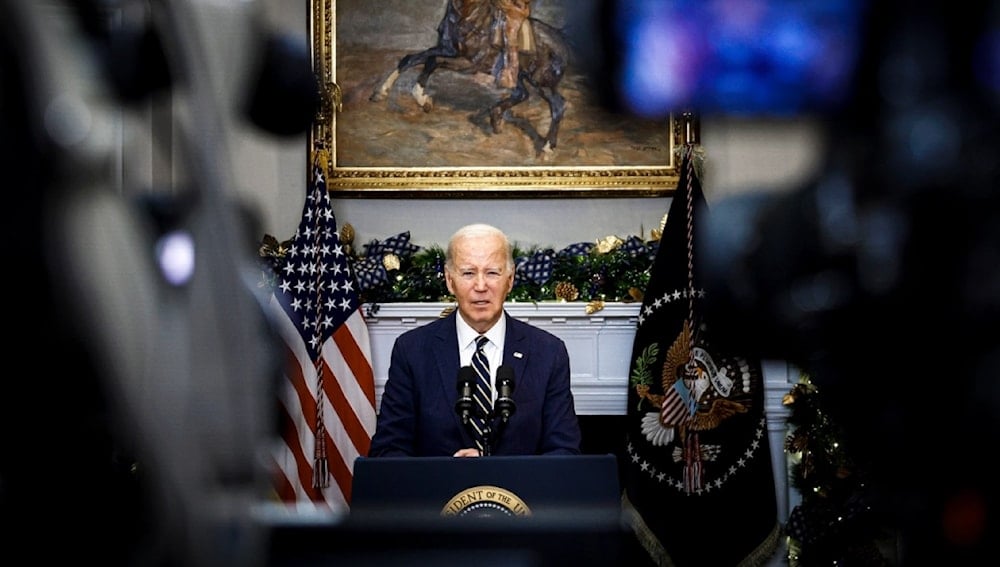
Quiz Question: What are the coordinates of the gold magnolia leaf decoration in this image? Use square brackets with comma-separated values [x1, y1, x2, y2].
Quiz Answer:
[585, 299, 605, 314]
[784, 379, 817, 406]
[340, 223, 355, 246]
[259, 234, 290, 260]
[382, 253, 401, 271]
[595, 235, 624, 255]
[650, 212, 668, 242]
[554, 281, 579, 302]
[258, 234, 279, 257]
[785, 431, 809, 453]
[628, 287, 644, 302]
[439, 305, 456, 318]
[316, 82, 342, 125]
[313, 148, 331, 173]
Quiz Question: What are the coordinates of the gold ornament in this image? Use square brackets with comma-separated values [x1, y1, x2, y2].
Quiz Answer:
[585, 299, 605, 314]
[628, 287, 644, 302]
[554, 281, 579, 302]
[785, 433, 809, 453]
[382, 253, 401, 271]
[595, 235, 624, 255]
[313, 149, 331, 179]
[340, 223, 355, 246]
[650, 212, 668, 242]
[259, 234, 290, 260]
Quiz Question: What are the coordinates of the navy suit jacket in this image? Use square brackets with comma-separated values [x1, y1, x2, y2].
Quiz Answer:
[369, 310, 582, 456]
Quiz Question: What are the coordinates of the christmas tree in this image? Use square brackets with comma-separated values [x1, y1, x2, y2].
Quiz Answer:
[783, 373, 894, 566]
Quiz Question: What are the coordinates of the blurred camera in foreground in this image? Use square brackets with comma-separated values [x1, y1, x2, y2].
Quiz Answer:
[689, 1, 1000, 564]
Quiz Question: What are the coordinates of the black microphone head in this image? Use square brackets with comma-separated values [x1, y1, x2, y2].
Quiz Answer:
[496, 365, 515, 390]
[455, 366, 476, 424]
[495, 365, 516, 423]
[457, 365, 476, 389]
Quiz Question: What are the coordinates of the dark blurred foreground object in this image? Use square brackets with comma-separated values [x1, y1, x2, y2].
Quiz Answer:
[268, 512, 626, 567]
[0, 0, 317, 564]
[694, 1, 1000, 564]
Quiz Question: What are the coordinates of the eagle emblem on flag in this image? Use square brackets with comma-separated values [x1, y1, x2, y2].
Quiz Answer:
[630, 309, 763, 495]
[622, 143, 778, 566]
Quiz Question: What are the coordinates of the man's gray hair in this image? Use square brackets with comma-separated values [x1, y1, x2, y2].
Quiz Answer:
[446, 223, 515, 271]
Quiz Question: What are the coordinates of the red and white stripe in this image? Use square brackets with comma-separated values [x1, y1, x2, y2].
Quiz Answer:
[268, 295, 376, 510]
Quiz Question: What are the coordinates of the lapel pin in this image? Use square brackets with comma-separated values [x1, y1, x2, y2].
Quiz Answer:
[514, 352, 524, 359]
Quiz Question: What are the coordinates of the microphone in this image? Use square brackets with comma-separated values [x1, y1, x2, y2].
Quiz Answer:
[495, 365, 516, 423]
[455, 366, 476, 424]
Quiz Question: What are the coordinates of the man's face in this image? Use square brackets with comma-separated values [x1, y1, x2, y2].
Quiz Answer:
[445, 233, 514, 334]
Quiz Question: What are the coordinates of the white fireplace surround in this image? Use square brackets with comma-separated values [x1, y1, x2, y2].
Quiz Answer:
[362, 301, 799, 523]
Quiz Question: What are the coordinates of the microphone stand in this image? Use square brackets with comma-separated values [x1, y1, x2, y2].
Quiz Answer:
[484, 403, 516, 456]
[481, 419, 493, 456]
[488, 412, 506, 457]
[455, 389, 493, 456]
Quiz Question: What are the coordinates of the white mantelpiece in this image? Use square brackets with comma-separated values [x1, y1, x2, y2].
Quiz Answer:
[362, 301, 799, 523]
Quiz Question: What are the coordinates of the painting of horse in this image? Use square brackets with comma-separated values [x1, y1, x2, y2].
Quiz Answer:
[368, 0, 571, 158]
[326, 0, 676, 194]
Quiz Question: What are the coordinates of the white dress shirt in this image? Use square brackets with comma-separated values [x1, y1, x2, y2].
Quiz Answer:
[456, 314, 506, 402]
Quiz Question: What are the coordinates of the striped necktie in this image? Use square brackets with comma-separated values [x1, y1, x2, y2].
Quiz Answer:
[471, 335, 492, 454]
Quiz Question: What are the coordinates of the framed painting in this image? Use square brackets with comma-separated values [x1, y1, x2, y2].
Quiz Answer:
[310, 0, 694, 197]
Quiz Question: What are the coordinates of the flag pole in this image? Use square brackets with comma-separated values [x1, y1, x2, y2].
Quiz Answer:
[311, 147, 331, 490]
[682, 111, 698, 145]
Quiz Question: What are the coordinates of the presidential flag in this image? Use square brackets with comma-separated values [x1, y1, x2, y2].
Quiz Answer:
[622, 144, 780, 566]
[267, 152, 376, 509]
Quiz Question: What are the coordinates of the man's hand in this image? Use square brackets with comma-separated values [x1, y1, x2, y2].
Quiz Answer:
[453, 448, 481, 457]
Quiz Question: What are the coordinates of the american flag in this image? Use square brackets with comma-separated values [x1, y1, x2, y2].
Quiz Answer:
[267, 158, 376, 509]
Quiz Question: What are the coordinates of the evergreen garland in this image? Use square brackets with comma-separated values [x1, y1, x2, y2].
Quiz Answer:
[258, 230, 660, 307]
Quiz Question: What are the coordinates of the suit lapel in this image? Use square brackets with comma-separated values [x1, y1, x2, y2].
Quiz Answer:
[432, 312, 462, 430]
[503, 314, 530, 384]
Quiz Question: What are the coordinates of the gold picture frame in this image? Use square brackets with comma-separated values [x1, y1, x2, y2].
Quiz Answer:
[310, 0, 693, 198]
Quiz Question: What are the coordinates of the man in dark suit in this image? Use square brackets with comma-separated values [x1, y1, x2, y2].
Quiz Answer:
[369, 223, 582, 457]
